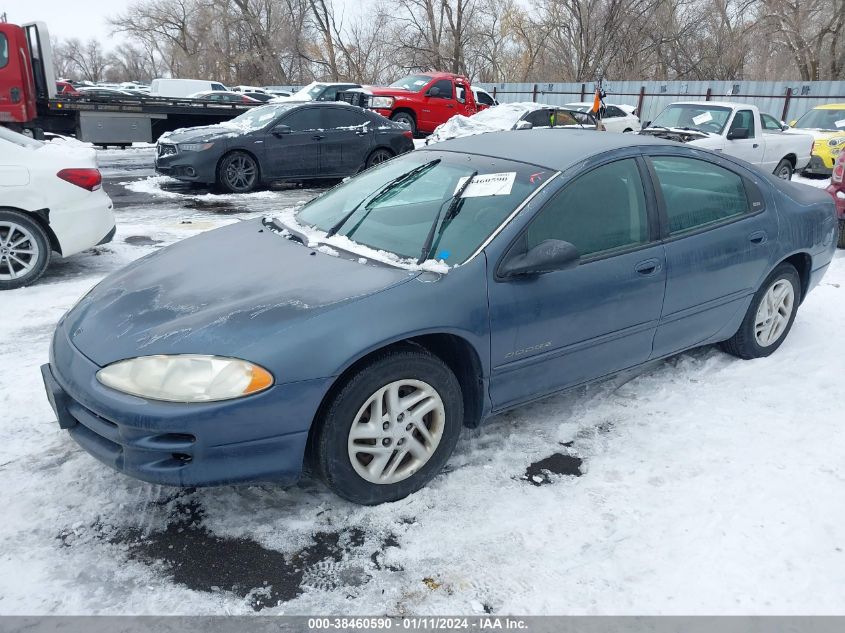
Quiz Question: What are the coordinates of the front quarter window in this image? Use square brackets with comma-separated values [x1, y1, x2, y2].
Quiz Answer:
[293, 151, 548, 266]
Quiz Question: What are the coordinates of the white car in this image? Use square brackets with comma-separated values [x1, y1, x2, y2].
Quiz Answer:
[269, 81, 362, 103]
[0, 127, 115, 289]
[473, 86, 498, 108]
[565, 102, 642, 133]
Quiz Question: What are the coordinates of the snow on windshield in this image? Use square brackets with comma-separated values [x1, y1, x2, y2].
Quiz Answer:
[219, 104, 297, 132]
[427, 102, 542, 144]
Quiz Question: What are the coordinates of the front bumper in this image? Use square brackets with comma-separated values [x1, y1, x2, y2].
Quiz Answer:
[41, 326, 331, 487]
[803, 153, 835, 176]
[826, 185, 845, 219]
[154, 145, 218, 184]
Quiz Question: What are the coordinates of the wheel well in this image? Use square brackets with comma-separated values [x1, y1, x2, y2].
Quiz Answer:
[391, 108, 416, 123]
[367, 146, 395, 161]
[305, 333, 485, 462]
[0, 206, 62, 255]
[782, 252, 811, 301]
[782, 154, 797, 168]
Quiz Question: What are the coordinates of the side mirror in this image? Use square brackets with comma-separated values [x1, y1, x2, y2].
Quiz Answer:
[427, 86, 441, 98]
[515, 120, 533, 130]
[500, 240, 580, 278]
[727, 127, 749, 140]
[272, 124, 291, 136]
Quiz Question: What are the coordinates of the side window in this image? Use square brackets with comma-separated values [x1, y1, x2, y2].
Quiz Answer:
[761, 114, 783, 132]
[552, 110, 579, 127]
[524, 109, 553, 128]
[730, 110, 755, 136]
[429, 79, 453, 99]
[317, 86, 338, 101]
[282, 108, 325, 132]
[456, 84, 466, 104]
[476, 91, 495, 106]
[0, 34, 8, 70]
[324, 108, 368, 129]
[605, 106, 624, 118]
[523, 159, 649, 258]
[651, 156, 749, 235]
[212, 83, 226, 91]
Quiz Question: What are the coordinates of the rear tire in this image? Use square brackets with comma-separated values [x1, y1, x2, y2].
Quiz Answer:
[313, 347, 463, 504]
[0, 210, 52, 290]
[390, 112, 417, 137]
[774, 159, 793, 180]
[365, 148, 394, 169]
[837, 219, 845, 249]
[216, 151, 260, 193]
[721, 263, 800, 359]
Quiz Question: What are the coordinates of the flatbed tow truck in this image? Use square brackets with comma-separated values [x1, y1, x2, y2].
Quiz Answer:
[1, 21, 256, 146]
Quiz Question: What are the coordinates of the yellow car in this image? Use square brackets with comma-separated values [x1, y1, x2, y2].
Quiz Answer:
[789, 103, 845, 175]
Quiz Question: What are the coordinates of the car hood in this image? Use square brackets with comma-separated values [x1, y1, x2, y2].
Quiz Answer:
[363, 86, 424, 100]
[160, 125, 242, 143]
[785, 128, 845, 141]
[62, 219, 418, 367]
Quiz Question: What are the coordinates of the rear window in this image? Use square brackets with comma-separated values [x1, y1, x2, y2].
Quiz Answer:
[0, 34, 8, 70]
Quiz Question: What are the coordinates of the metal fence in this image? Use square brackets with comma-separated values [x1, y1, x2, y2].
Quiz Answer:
[476, 80, 845, 123]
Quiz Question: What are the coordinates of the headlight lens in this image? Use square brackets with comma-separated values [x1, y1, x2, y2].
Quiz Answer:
[96, 355, 273, 403]
[179, 142, 215, 152]
[370, 96, 394, 109]
[828, 138, 845, 147]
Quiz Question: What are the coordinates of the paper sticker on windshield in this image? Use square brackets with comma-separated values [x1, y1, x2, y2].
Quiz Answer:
[835, 119, 845, 128]
[692, 112, 713, 125]
[456, 172, 516, 198]
[414, 80, 426, 86]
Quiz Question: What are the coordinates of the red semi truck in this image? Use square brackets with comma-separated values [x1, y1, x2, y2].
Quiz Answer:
[343, 72, 479, 137]
[0, 21, 256, 145]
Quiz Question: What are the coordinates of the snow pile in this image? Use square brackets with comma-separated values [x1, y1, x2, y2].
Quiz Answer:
[427, 102, 544, 144]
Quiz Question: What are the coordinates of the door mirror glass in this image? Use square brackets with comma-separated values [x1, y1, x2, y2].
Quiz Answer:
[515, 120, 533, 130]
[500, 240, 580, 277]
[727, 127, 749, 140]
[272, 124, 291, 136]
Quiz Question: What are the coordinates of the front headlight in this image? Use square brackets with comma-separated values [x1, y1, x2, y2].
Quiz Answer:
[370, 96, 395, 109]
[96, 355, 273, 403]
[179, 142, 215, 152]
[828, 138, 845, 147]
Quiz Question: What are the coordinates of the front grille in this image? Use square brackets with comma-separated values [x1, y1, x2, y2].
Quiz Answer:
[157, 143, 177, 157]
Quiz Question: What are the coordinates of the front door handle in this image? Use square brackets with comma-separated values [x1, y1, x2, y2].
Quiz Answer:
[312, 134, 325, 140]
[635, 258, 661, 276]
[753, 143, 760, 148]
[749, 230, 767, 244]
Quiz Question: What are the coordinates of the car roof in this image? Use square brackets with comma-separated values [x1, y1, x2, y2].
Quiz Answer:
[814, 103, 845, 110]
[427, 128, 677, 170]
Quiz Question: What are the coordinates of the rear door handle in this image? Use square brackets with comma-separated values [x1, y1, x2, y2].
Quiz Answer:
[749, 230, 767, 244]
[312, 134, 325, 140]
[635, 258, 661, 276]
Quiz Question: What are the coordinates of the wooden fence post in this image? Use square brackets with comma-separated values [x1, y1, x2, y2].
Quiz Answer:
[781, 88, 792, 122]
[705, 87, 712, 101]
[532, 84, 538, 102]
[580, 83, 586, 101]
[637, 86, 645, 118]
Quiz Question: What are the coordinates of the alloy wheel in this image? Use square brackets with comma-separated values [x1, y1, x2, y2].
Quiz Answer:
[776, 164, 792, 180]
[347, 379, 446, 484]
[754, 279, 795, 347]
[370, 150, 392, 166]
[224, 155, 257, 191]
[0, 222, 40, 281]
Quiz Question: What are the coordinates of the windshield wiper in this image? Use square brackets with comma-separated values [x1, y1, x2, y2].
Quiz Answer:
[645, 124, 671, 131]
[417, 170, 477, 264]
[325, 159, 441, 238]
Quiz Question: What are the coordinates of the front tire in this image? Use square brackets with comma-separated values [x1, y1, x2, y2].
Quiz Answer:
[390, 112, 417, 137]
[0, 210, 52, 290]
[216, 151, 260, 193]
[721, 263, 800, 359]
[774, 159, 794, 180]
[313, 348, 463, 504]
[365, 148, 394, 169]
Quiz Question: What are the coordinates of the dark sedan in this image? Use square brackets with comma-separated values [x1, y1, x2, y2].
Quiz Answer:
[155, 102, 415, 192]
[43, 131, 837, 504]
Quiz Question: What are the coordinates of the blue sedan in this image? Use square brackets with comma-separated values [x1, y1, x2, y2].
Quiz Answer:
[41, 130, 838, 504]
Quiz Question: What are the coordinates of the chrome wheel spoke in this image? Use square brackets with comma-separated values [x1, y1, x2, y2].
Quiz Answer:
[753, 279, 795, 348]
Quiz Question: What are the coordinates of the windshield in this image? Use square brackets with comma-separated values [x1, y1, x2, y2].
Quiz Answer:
[794, 108, 845, 131]
[290, 82, 325, 100]
[389, 75, 433, 92]
[0, 126, 43, 149]
[220, 103, 299, 132]
[293, 151, 547, 266]
[650, 104, 732, 133]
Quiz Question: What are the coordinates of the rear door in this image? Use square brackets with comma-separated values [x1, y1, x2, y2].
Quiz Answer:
[262, 106, 322, 179]
[318, 107, 373, 176]
[645, 151, 778, 357]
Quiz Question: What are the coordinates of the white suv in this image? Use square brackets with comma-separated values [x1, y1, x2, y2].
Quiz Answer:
[0, 128, 115, 289]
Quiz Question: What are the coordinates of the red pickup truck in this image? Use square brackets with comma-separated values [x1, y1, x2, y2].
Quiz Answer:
[362, 72, 478, 136]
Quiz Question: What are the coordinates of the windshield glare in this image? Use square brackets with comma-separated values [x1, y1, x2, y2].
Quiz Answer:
[650, 104, 731, 133]
[389, 75, 433, 92]
[221, 103, 298, 132]
[794, 108, 845, 131]
[294, 151, 545, 265]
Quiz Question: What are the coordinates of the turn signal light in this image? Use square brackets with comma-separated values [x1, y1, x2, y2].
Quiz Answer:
[57, 168, 102, 191]
[833, 160, 844, 184]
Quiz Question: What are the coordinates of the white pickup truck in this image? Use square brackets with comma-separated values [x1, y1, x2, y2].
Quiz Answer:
[639, 101, 814, 180]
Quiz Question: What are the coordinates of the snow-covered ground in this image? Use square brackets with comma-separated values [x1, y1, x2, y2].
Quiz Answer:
[1, 147, 843, 615]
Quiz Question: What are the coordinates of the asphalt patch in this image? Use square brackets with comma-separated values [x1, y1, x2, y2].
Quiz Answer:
[182, 199, 240, 213]
[524, 453, 583, 486]
[124, 235, 164, 246]
[92, 500, 397, 611]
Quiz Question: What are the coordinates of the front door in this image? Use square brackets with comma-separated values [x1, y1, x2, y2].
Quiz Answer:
[263, 106, 322, 179]
[725, 109, 764, 164]
[488, 157, 667, 410]
[419, 78, 455, 132]
[645, 152, 778, 357]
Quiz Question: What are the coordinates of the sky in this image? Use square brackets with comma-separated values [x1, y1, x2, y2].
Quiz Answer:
[5, 0, 135, 43]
